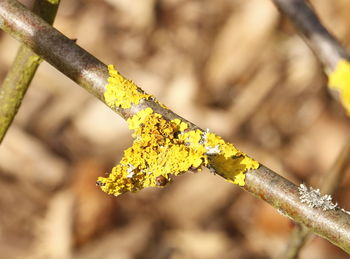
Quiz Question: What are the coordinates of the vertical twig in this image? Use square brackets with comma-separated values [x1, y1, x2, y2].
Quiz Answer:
[0, 0, 60, 143]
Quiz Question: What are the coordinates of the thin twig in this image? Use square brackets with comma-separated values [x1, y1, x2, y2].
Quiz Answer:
[0, 0, 60, 143]
[0, 0, 349, 253]
[281, 137, 350, 259]
[271, 0, 350, 72]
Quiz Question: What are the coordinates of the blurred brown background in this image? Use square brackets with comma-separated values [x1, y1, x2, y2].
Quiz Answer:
[0, 0, 349, 258]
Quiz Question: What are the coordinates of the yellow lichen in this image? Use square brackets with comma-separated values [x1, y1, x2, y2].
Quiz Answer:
[232, 172, 246, 186]
[127, 107, 154, 130]
[104, 65, 151, 109]
[98, 110, 259, 196]
[97, 65, 259, 196]
[328, 59, 350, 114]
[97, 109, 206, 195]
[208, 153, 259, 187]
[171, 119, 188, 131]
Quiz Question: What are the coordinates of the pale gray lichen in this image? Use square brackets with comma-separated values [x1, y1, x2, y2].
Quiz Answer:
[205, 145, 221, 155]
[201, 129, 221, 155]
[298, 184, 337, 211]
[126, 164, 136, 178]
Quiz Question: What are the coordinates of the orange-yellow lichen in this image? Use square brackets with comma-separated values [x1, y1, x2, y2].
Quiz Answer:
[97, 110, 259, 195]
[98, 65, 259, 196]
[97, 109, 206, 195]
[171, 119, 188, 131]
[104, 65, 151, 109]
[127, 107, 154, 130]
[208, 154, 258, 187]
[328, 59, 350, 114]
[232, 172, 246, 186]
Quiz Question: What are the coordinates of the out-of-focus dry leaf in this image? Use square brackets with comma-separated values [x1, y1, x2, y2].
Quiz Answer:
[164, 229, 233, 259]
[299, 236, 350, 259]
[228, 54, 279, 133]
[30, 191, 74, 259]
[204, 0, 278, 92]
[283, 113, 348, 179]
[74, 4, 111, 60]
[70, 159, 117, 247]
[159, 171, 236, 228]
[163, 64, 200, 121]
[0, 178, 47, 259]
[284, 37, 319, 95]
[74, 219, 154, 259]
[0, 126, 67, 189]
[105, 0, 157, 30]
[0, 35, 20, 67]
[253, 202, 291, 236]
[72, 99, 129, 146]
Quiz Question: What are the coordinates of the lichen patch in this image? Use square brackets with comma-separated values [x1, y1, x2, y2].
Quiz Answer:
[97, 65, 259, 196]
[298, 184, 337, 211]
[104, 65, 151, 109]
[328, 59, 350, 114]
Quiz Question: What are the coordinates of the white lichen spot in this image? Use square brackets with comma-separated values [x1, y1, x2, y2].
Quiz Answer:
[298, 184, 337, 211]
[205, 145, 221, 155]
[199, 128, 210, 145]
[200, 128, 222, 155]
[127, 164, 136, 178]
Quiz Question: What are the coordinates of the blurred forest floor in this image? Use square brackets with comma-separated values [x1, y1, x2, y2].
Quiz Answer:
[0, 0, 350, 258]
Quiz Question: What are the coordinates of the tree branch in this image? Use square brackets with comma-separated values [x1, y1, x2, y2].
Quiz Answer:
[0, 0, 349, 253]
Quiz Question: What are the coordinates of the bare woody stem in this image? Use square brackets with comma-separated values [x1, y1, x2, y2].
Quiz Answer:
[271, 0, 350, 71]
[0, 0, 349, 253]
[0, 0, 60, 143]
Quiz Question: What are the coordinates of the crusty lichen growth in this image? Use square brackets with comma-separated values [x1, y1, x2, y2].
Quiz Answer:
[104, 65, 151, 109]
[298, 184, 337, 211]
[328, 59, 350, 114]
[97, 65, 259, 196]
